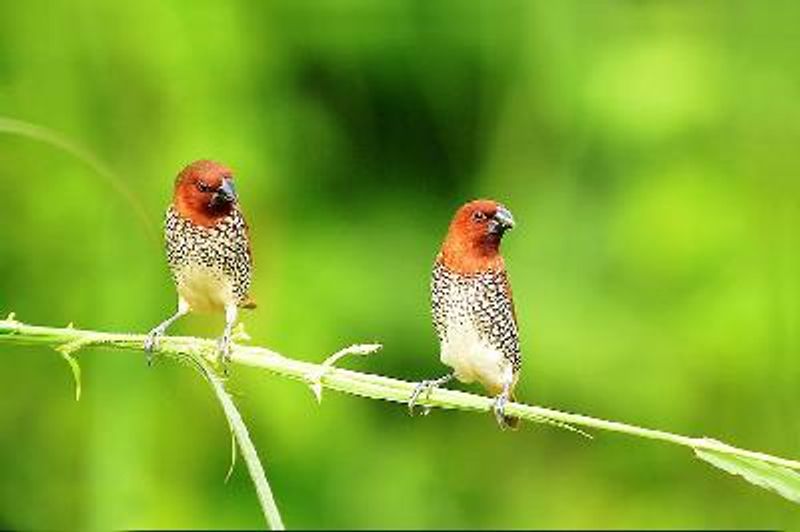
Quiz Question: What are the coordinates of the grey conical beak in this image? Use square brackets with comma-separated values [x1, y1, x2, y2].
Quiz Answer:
[494, 205, 515, 230]
[218, 178, 237, 203]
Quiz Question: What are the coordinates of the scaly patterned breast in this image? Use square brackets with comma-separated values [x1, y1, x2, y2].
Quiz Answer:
[431, 262, 521, 393]
[164, 207, 252, 312]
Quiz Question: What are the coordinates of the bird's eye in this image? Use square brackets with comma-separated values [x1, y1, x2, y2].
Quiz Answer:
[472, 211, 487, 223]
[196, 181, 212, 193]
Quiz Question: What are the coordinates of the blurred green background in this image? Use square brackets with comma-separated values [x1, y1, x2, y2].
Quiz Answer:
[1, 0, 799, 528]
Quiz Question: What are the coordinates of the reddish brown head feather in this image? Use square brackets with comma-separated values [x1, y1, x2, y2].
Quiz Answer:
[438, 199, 514, 274]
[173, 159, 237, 227]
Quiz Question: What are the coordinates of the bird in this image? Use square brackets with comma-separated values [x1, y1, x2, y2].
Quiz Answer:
[144, 159, 255, 369]
[409, 199, 521, 429]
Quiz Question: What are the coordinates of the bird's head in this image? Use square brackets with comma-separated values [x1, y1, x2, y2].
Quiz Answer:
[173, 160, 239, 227]
[439, 199, 516, 274]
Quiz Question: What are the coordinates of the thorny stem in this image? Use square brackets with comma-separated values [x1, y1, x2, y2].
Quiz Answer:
[2, 317, 800, 473]
[192, 354, 285, 530]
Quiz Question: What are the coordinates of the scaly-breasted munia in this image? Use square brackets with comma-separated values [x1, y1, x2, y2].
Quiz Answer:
[144, 160, 255, 368]
[409, 199, 521, 429]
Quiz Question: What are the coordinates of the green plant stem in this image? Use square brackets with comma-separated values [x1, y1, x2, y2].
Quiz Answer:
[0, 117, 157, 244]
[2, 317, 799, 473]
[193, 355, 285, 529]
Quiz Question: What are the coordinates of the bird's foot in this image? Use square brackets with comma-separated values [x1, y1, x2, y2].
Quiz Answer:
[492, 393, 512, 431]
[217, 334, 233, 375]
[143, 327, 164, 366]
[408, 373, 453, 416]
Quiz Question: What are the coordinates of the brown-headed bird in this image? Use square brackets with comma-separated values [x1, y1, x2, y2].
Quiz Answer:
[144, 160, 255, 368]
[409, 199, 521, 429]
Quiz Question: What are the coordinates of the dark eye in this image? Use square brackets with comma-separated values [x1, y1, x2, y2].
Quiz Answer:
[196, 181, 212, 193]
[472, 211, 487, 223]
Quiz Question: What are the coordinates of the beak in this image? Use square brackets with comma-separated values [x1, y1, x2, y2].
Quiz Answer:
[489, 205, 515, 234]
[215, 178, 237, 205]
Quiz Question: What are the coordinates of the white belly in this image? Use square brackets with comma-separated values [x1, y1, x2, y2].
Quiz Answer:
[176, 265, 233, 313]
[440, 320, 513, 395]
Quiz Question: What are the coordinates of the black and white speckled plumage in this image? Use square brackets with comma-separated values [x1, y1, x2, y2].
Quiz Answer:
[431, 261, 521, 393]
[165, 205, 252, 311]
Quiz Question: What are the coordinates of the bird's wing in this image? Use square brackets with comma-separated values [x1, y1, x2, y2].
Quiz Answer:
[240, 208, 257, 309]
[498, 269, 518, 326]
[496, 270, 522, 371]
[430, 262, 450, 344]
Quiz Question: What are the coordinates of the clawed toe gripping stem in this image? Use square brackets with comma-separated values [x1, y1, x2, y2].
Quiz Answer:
[493, 392, 510, 430]
[144, 305, 189, 366]
[217, 334, 233, 375]
[408, 373, 454, 416]
[143, 327, 164, 366]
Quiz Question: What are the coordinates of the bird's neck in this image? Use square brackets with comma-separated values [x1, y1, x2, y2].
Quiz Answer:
[438, 237, 504, 275]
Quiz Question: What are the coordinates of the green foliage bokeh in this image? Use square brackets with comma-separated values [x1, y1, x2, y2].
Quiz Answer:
[0, 0, 799, 528]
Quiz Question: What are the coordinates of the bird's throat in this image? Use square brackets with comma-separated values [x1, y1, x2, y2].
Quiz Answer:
[438, 239, 504, 275]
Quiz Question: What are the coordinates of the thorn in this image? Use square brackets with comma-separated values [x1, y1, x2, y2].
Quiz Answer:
[309, 381, 323, 404]
[5, 312, 16, 322]
[305, 343, 382, 403]
[224, 431, 237, 484]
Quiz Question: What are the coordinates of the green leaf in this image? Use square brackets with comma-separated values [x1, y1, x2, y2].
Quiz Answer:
[695, 448, 800, 504]
[224, 430, 238, 484]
